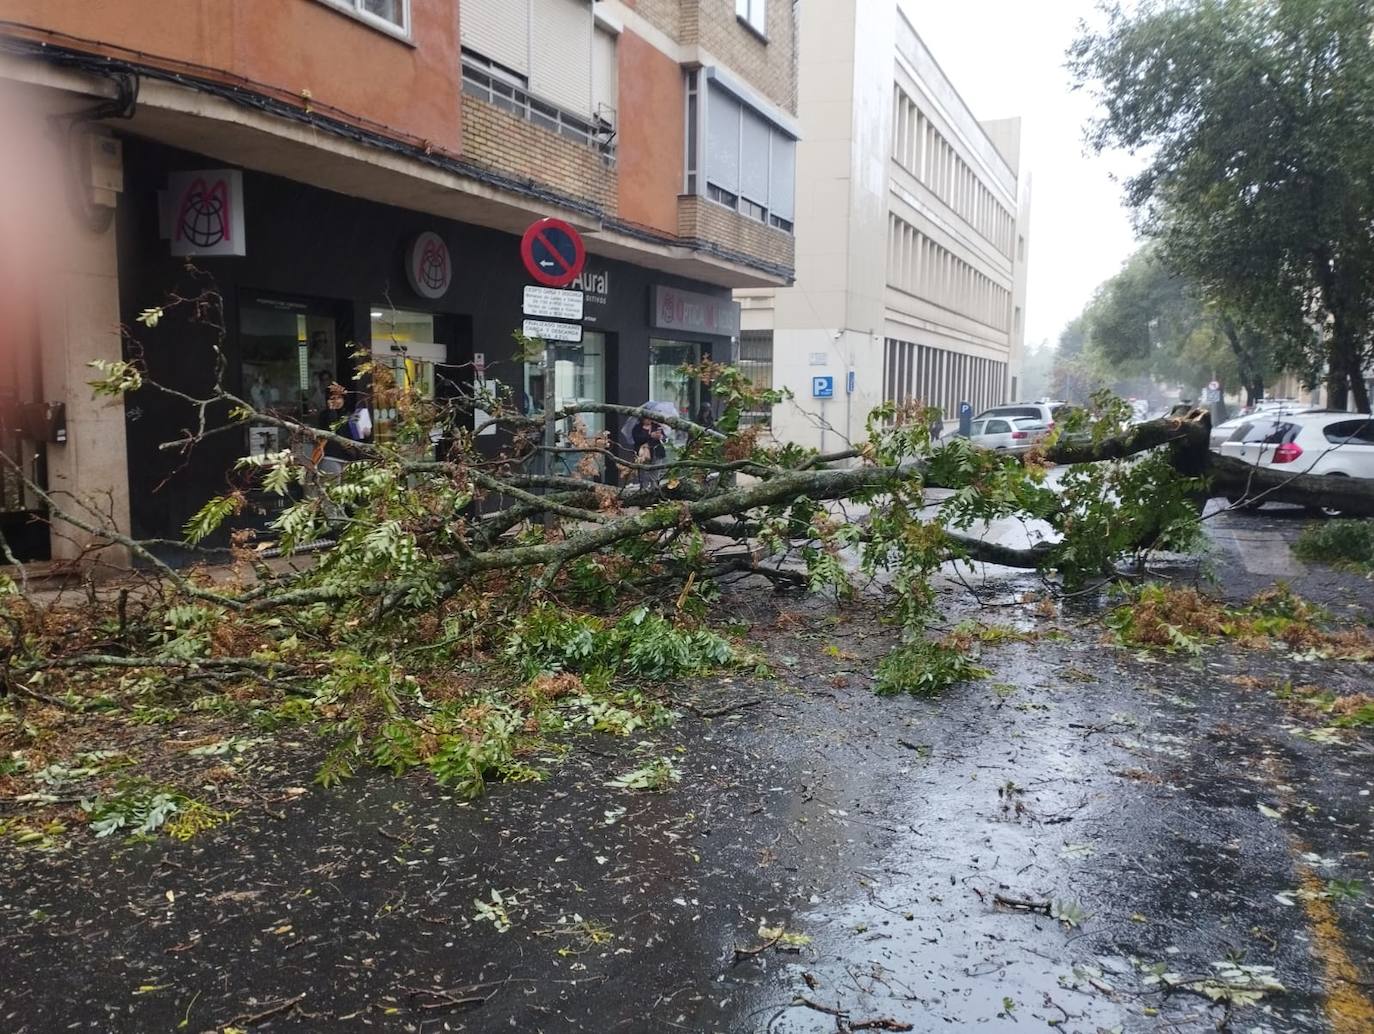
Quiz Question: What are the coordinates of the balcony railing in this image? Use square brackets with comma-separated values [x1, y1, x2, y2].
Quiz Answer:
[460, 56, 616, 158]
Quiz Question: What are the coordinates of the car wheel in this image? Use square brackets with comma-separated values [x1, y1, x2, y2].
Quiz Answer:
[1306, 471, 1349, 518]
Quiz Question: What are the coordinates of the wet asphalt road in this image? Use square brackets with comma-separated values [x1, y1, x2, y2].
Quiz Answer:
[2, 508, 1372, 1034]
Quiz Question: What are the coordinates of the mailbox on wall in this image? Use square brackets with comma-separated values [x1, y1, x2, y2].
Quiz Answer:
[17, 402, 66, 444]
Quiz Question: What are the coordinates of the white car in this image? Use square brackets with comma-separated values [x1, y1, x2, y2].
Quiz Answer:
[966, 415, 1046, 454]
[974, 402, 1068, 430]
[1209, 404, 1320, 450]
[1218, 410, 1374, 515]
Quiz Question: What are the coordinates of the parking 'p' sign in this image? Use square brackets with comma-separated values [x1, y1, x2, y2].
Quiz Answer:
[520, 217, 587, 288]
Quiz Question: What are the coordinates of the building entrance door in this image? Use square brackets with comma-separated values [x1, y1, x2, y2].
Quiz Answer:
[240, 295, 340, 457]
[523, 331, 606, 477]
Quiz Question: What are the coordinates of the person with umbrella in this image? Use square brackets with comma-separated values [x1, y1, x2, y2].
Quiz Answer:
[619, 401, 674, 490]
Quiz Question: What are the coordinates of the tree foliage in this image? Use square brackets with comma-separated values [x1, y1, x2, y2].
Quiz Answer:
[2, 273, 1371, 811]
[1071, 0, 1374, 411]
[1079, 246, 1286, 404]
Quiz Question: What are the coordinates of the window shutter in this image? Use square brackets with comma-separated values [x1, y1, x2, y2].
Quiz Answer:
[769, 133, 795, 220]
[591, 26, 617, 124]
[530, 0, 593, 114]
[461, 0, 529, 75]
[707, 83, 741, 194]
[739, 107, 771, 205]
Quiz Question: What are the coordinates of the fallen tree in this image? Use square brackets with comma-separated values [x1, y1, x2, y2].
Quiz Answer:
[0, 277, 1370, 794]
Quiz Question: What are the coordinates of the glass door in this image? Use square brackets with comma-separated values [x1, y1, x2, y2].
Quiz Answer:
[240, 297, 338, 456]
[523, 331, 606, 476]
[370, 306, 443, 447]
[648, 339, 703, 443]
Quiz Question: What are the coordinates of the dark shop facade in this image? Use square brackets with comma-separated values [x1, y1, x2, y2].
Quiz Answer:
[116, 138, 742, 543]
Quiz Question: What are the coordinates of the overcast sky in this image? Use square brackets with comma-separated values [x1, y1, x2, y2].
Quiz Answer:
[905, 0, 1141, 351]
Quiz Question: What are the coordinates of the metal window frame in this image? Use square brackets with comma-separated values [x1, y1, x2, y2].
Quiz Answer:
[315, 0, 412, 42]
[736, 0, 768, 39]
[697, 71, 795, 234]
[462, 49, 613, 156]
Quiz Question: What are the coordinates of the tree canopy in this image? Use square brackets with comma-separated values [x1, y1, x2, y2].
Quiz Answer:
[1070, 0, 1374, 411]
[1078, 246, 1286, 405]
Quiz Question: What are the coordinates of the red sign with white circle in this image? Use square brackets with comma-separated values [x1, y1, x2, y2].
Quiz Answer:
[520, 218, 587, 288]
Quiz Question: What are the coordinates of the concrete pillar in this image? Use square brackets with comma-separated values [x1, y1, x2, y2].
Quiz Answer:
[40, 209, 131, 564]
[2, 71, 131, 567]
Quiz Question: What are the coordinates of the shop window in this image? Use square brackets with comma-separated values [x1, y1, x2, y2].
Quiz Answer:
[239, 297, 338, 455]
[316, 0, 409, 38]
[649, 340, 703, 431]
[370, 306, 440, 444]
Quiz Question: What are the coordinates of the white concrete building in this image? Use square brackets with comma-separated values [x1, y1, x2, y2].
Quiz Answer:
[737, 1, 1031, 450]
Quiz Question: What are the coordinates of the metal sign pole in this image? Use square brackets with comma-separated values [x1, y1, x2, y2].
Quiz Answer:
[543, 339, 556, 535]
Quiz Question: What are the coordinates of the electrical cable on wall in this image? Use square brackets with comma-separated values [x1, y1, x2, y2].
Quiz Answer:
[44, 68, 137, 234]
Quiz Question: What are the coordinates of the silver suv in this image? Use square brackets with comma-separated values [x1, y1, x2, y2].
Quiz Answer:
[973, 402, 1068, 430]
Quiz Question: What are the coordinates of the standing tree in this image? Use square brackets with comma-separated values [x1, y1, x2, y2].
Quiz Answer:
[1087, 246, 1284, 405]
[1071, 0, 1374, 412]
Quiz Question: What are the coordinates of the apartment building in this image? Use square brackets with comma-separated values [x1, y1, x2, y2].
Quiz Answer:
[738, 1, 1030, 451]
[0, 0, 798, 562]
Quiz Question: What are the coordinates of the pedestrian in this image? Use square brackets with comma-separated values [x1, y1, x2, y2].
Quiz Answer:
[315, 383, 353, 475]
[695, 400, 715, 430]
[631, 415, 666, 490]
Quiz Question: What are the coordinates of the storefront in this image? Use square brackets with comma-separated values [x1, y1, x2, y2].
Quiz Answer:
[115, 138, 739, 545]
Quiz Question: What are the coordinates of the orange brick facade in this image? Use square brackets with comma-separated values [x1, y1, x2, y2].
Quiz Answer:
[0, 0, 464, 153]
[2, 0, 796, 281]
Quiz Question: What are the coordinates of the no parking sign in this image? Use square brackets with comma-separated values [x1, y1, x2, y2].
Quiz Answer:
[520, 218, 587, 288]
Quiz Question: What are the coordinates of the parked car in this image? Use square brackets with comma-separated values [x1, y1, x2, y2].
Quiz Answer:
[1218, 410, 1374, 515]
[966, 415, 1047, 453]
[973, 401, 1068, 430]
[1209, 403, 1320, 450]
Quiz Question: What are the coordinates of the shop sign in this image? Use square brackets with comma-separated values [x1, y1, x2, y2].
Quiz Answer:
[406, 231, 453, 300]
[523, 285, 585, 321]
[522, 318, 584, 343]
[168, 170, 245, 257]
[652, 285, 740, 337]
[572, 269, 609, 306]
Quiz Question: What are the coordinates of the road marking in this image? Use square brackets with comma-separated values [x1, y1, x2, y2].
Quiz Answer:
[1293, 860, 1374, 1034]
[1213, 526, 1307, 576]
[1259, 746, 1374, 1032]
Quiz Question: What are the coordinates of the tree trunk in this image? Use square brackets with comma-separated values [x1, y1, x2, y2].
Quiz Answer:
[1348, 352, 1371, 413]
[1327, 366, 1350, 411]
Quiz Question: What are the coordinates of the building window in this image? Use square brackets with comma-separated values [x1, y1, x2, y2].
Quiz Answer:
[459, 0, 608, 126]
[708, 184, 739, 209]
[738, 331, 774, 426]
[736, 0, 767, 37]
[462, 49, 615, 155]
[687, 73, 796, 233]
[740, 198, 767, 222]
[317, 0, 410, 37]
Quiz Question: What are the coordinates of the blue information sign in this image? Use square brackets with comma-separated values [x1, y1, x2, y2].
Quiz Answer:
[812, 375, 835, 399]
[846, 370, 855, 394]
